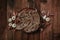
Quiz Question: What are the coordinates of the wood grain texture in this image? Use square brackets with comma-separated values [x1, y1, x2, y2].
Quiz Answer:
[0, 0, 60, 40]
[0, 0, 7, 40]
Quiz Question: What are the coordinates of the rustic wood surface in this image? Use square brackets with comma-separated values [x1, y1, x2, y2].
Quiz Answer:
[0, 0, 60, 40]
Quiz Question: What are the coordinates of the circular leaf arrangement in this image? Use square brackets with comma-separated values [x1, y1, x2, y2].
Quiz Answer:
[16, 8, 40, 33]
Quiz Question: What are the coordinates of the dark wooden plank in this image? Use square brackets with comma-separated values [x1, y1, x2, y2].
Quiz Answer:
[34, 31, 40, 40]
[0, 0, 7, 40]
[14, 31, 22, 40]
[22, 32, 28, 40]
[15, 0, 28, 10]
[28, 33, 34, 40]
[7, 30, 13, 40]
[57, 7, 60, 33]
[52, 0, 58, 33]
[40, 32, 43, 40]
[57, 0, 60, 33]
